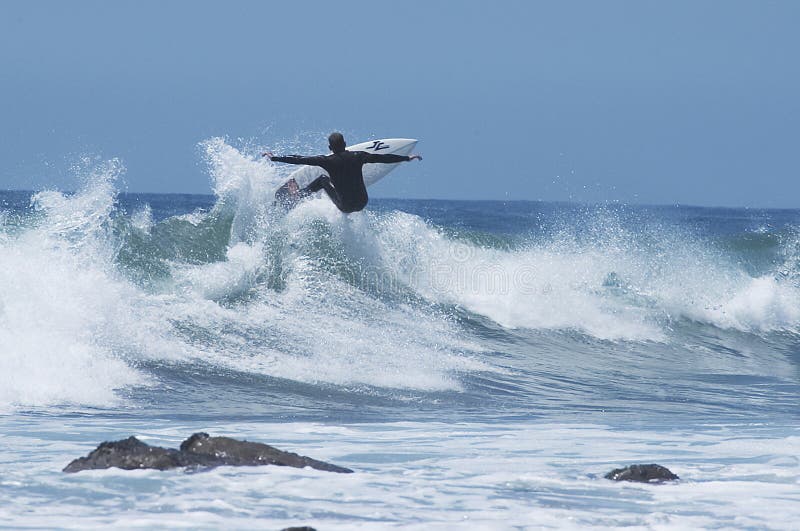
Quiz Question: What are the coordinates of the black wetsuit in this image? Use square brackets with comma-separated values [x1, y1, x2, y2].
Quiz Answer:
[272, 151, 411, 213]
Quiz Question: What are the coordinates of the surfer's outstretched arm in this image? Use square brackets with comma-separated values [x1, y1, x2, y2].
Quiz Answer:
[362, 153, 423, 163]
[266, 154, 328, 167]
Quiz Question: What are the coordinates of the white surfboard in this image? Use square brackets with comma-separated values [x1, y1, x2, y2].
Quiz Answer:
[278, 138, 418, 191]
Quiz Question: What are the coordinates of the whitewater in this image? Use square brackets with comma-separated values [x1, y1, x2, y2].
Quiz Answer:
[0, 138, 798, 529]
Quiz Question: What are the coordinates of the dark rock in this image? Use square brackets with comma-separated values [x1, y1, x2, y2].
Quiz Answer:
[281, 528, 317, 531]
[180, 432, 353, 473]
[62, 436, 219, 473]
[64, 433, 352, 474]
[604, 464, 679, 483]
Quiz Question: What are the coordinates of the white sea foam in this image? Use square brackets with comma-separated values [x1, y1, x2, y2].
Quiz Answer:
[173, 241, 265, 301]
[0, 162, 204, 411]
[201, 136, 283, 245]
[0, 163, 143, 410]
[365, 209, 800, 341]
[366, 211, 659, 341]
[1, 416, 797, 529]
[129, 203, 153, 232]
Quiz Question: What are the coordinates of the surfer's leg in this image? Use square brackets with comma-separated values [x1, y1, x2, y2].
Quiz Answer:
[302, 176, 347, 211]
[303, 175, 330, 194]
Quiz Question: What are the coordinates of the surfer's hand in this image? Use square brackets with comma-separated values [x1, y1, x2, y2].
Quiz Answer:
[409, 154, 423, 161]
[262, 152, 274, 159]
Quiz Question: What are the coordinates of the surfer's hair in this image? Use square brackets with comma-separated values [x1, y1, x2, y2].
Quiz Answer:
[328, 132, 346, 153]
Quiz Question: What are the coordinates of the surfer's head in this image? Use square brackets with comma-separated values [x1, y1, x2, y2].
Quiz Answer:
[328, 132, 346, 153]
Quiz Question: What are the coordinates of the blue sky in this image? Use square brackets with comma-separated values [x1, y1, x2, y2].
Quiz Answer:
[1, 0, 798, 207]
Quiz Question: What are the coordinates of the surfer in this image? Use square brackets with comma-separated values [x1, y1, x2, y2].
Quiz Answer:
[263, 132, 422, 213]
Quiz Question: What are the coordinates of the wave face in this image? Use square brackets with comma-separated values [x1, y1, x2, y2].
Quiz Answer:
[1, 139, 799, 423]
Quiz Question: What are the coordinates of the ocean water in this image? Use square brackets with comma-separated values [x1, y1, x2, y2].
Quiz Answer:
[1, 139, 799, 529]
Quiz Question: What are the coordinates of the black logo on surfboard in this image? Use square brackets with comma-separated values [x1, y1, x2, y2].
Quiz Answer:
[368, 141, 390, 151]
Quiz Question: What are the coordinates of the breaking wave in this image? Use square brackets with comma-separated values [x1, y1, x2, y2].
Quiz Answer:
[2, 138, 799, 411]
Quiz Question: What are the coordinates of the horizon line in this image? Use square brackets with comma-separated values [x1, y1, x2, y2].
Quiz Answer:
[1, 188, 798, 212]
